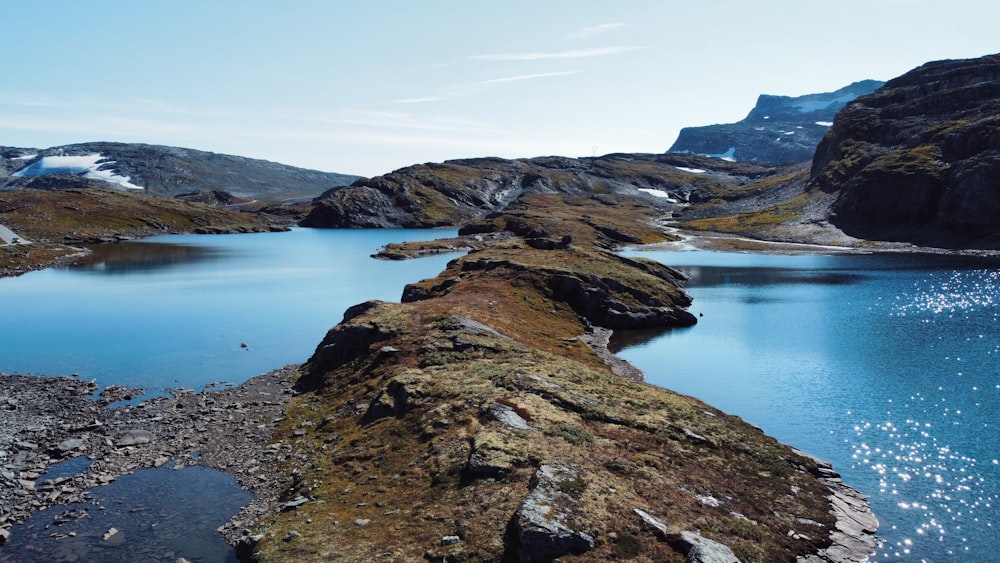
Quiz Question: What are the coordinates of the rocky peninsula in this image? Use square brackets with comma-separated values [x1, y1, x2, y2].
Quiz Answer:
[1, 193, 878, 562]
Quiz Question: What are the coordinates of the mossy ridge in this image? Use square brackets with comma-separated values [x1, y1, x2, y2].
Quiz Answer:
[256, 300, 834, 562]
[252, 195, 842, 562]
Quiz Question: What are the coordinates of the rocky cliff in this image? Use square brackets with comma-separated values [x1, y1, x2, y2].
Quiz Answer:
[810, 54, 1000, 248]
[668, 80, 883, 165]
[1, 142, 359, 203]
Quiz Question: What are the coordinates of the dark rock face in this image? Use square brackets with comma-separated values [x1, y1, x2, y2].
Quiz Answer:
[811, 54, 1000, 248]
[668, 80, 883, 165]
[1, 142, 360, 203]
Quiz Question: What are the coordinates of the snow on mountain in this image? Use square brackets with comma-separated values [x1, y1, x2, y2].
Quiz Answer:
[13, 154, 143, 190]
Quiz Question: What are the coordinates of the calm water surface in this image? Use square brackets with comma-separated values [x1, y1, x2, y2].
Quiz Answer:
[0, 227, 458, 393]
[618, 249, 1000, 562]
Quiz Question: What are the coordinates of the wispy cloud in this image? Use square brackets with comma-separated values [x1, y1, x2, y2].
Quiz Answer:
[479, 71, 578, 84]
[472, 46, 638, 61]
[377, 70, 578, 107]
[386, 96, 449, 104]
[567, 22, 628, 39]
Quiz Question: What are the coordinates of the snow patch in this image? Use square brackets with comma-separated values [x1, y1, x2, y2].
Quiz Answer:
[638, 188, 677, 202]
[675, 166, 706, 174]
[815, 121, 834, 127]
[13, 154, 144, 190]
[705, 147, 736, 162]
[12, 153, 38, 160]
[793, 93, 856, 113]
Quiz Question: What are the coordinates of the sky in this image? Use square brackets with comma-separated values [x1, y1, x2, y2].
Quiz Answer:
[1, 0, 998, 177]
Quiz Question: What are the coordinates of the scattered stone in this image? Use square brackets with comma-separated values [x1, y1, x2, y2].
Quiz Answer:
[53, 438, 85, 456]
[633, 508, 669, 538]
[353, 519, 371, 527]
[441, 535, 460, 546]
[115, 429, 154, 447]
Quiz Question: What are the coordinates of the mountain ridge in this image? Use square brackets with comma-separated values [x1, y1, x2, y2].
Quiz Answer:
[668, 80, 884, 165]
[1, 142, 361, 203]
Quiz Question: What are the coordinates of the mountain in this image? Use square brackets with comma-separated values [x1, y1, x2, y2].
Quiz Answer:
[301, 153, 786, 229]
[810, 54, 1000, 248]
[667, 80, 883, 165]
[0, 142, 360, 203]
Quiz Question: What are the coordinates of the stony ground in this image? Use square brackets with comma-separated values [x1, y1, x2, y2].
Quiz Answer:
[0, 366, 300, 549]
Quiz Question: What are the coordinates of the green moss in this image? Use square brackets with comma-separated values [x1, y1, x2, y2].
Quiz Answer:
[545, 423, 593, 444]
[556, 476, 588, 497]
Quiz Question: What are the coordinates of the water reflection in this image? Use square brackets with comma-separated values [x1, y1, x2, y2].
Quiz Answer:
[676, 265, 865, 287]
[0, 466, 248, 563]
[608, 326, 677, 353]
[70, 242, 222, 274]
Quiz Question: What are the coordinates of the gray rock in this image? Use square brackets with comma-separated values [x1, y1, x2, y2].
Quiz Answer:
[510, 464, 594, 562]
[487, 403, 531, 430]
[54, 438, 84, 455]
[679, 530, 741, 563]
[114, 429, 153, 447]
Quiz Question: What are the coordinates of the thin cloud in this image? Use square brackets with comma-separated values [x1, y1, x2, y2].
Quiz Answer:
[480, 71, 578, 84]
[568, 22, 628, 39]
[386, 96, 448, 104]
[473, 46, 638, 61]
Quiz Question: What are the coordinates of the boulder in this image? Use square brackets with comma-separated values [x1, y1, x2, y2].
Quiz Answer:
[509, 464, 595, 562]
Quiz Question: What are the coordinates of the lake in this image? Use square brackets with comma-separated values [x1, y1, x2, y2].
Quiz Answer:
[618, 248, 1000, 562]
[2, 230, 998, 561]
[0, 228, 459, 393]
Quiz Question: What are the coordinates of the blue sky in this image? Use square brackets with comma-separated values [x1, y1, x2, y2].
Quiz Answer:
[1, 0, 997, 176]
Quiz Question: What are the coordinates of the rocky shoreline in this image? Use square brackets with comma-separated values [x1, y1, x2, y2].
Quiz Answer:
[0, 366, 299, 551]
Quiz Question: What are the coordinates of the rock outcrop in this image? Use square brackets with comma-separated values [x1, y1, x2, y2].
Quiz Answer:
[300, 154, 781, 229]
[811, 53, 1000, 248]
[668, 81, 883, 165]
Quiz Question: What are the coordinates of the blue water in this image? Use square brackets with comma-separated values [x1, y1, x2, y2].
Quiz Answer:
[618, 249, 1000, 562]
[0, 228, 458, 393]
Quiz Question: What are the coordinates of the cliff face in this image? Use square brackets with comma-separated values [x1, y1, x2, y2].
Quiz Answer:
[811, 54, 1000, 248]
[668, 80, 883, 165]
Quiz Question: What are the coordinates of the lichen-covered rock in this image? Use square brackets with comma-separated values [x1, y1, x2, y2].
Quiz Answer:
[510, 464, 595, 562]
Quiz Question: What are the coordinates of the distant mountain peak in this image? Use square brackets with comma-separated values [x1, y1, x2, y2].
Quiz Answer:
[667, 79, 884, 165]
